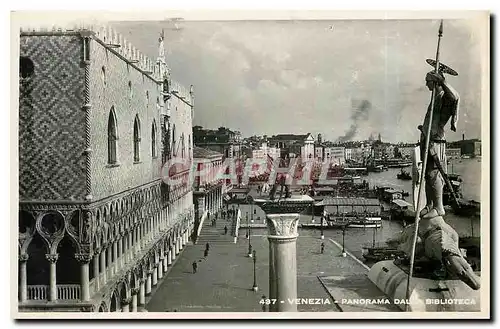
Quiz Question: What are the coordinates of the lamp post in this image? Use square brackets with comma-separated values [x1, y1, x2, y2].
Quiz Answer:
[245, 211, 249, 239]
[248, 216, 253, 257]
[252, 249, 258, 291]
[320, 211, 325, 240]
[341, 224, 347, 257]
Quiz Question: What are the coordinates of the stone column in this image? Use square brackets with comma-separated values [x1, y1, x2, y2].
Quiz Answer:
[163, 254, 168, 273]
[112, 240, 118, 274]
[135, 227, 140, 254]
[146, 271, 152, 295]
[76, 253, 92, 302]
[138, 279, 146, 306]
[158, 257, 164, 279]
[125, 231, 131, 263]
[266, 214, 300, 312]
[167, 247, 173, 265]
[19, 254, 28, 302]
[45, 253, 58, 302]
[131, 288, 139, 312]
[152, 264, 158, 286]
[121, 297, 131, 312]
[92, 251, 100, 291]
[100, 248, 107, 286]
[118, 236, 123, 268]
[107, 245, 113, 277]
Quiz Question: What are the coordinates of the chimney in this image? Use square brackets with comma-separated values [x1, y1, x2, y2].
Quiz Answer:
[462, 133, 465, 141]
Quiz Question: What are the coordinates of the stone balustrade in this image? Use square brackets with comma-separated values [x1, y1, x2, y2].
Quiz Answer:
[26, 284, 81, 301]
[27, 285, 47, 300]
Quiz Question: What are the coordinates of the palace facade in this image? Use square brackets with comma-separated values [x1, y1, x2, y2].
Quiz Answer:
[18, 24, 194, 312]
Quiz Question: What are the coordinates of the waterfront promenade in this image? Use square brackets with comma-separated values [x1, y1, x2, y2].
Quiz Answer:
[146, 210, 397, 312]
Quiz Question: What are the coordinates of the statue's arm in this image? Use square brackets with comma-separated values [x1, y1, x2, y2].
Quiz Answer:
[442, 81, 460, 132]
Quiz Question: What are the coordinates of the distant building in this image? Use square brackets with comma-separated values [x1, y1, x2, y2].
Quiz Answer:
[397, 144, 417, 159]
[192, 147, 228, 239]
[446, 148, 462, 159]
[252, 141, 280, 160]
[300, 134, 316, 159]
[448, 139, 481, 157]
[328, 146, 346, 165]
[268, 133, 311, 158]
[344, 148, 353, 161]
[193, 126, 243, 159]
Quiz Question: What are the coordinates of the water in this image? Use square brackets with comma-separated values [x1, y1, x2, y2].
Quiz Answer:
[364, 158, 481, 201]
[236, 158, 482, 262]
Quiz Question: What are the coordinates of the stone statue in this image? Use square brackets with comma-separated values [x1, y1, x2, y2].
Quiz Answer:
[385, 65, 480, 291]
[82, 211, 92, 243]
[419, 68, 460, 219]
[387, 215, 480, 291]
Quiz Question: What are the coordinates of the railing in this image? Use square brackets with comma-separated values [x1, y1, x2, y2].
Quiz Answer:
[25, 284, 81, 301]
[27, 285, 47, 300]
[57, 284, 80, 300]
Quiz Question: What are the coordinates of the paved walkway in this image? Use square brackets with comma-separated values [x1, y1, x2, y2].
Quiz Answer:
[146, 209, 392, 312]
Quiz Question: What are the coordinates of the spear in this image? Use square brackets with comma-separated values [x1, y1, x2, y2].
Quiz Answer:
[404, 19, 444, 311]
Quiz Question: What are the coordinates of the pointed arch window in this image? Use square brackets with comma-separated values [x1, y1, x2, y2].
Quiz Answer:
[151, 120, 157, 158]
[133, 115, 141, 162]
[107, 108, 118, 165]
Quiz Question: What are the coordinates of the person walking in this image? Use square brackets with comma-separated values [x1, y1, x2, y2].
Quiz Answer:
[206, 243, 210, 251]
[192, 261, 198, 273]
[204, 248, 209, 258]
[224, 225, 228, 235]
[320, 242, 325, 254]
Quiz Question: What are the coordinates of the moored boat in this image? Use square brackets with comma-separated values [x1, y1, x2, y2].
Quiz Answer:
[397, 169, 412, 180]
[362, 245, 406, 262]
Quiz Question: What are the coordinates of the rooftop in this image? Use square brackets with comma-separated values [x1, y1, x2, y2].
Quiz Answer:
[193, 146, 223, 159]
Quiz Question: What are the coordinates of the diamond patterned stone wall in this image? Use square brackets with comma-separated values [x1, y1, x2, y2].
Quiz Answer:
[19, 34, 86, 201]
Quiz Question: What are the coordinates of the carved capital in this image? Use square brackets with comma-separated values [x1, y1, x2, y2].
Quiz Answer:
[147, 269, 155, 275]
[19, 254, 29, 262]
[121, 297, 132, 305]
[75, 253, 93, 264]
[131, 287, 140, 295]
[266, 214, 300, 237]
[45, 254, 59, 263]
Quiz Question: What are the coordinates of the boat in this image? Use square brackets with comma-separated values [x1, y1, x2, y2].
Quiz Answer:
[362, 245, 406, 262]
[325, 216, 382, 229]
[348, 216, 382, 228]
[443, 173, 463, 206]
[452, 199, 480, 217]
[390, 199, 415, 223]
[396, 169, 412, 180]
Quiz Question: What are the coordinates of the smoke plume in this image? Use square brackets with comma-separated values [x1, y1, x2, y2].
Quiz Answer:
[336, 99, 372, 143]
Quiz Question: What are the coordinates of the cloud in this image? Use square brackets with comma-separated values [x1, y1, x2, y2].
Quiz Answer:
[112, 19, 483, 143]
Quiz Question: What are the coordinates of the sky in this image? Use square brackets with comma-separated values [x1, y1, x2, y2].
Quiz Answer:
[110, 17, 485, 143]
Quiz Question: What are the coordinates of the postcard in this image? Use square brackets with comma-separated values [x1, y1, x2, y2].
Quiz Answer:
[11, 9, 490, 319]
